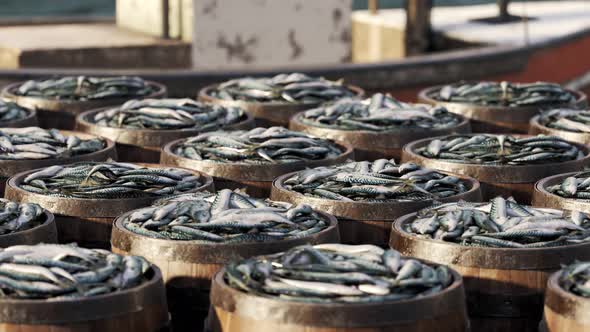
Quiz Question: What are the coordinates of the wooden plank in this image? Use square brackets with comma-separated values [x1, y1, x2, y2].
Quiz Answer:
[0, 23, 189, 69]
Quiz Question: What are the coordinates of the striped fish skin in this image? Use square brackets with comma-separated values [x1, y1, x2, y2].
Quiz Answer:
[284, 159, 467, 202]
[434, 81, 576, 107]
[299, 93, 461, 131]
[91, 98, 245, 130]
[0, 127, 105, 161]
[0, 244, 150, 299]
[123, 189, 328, 242]
[404, 196, 590, 248]
[416, 134, 582, 165]
[15, 76, 154, 101]
[174, 126, 343, 164]
[225, 244, 453, 303]
[559, 261, 590, 298]
[548, 171, 590, 200]
[209, 73, 356, 104]
[0, 100, 29, 123]
[539, 109, 590, 133]
[20, 162, 201, 199]
[0, 199, 45, 235]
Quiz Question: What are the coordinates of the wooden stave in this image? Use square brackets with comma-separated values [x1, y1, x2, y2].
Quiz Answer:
[418, 85, 588, 134]
[390, 213, 590, 330]
[402, 134, 590, 203]
[543, 271, 590, 332]
[75, 107, 256, 163]
[198, 84, 364, 127]
[111, 210, 340, 330]
[271, 171, 482, 246]
[289, 112, 472, 161]
[207, 266, 468, 331]
[1, 81, 167, 130]
[0, 266, 169, 332]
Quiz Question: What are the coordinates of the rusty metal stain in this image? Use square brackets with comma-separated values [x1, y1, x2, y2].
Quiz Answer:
[288, 30, 303, 60]
[216, 34, 257, 63]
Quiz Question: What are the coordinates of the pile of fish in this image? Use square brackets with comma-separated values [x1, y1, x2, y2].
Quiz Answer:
[299, 93, 461, 131]
[0, 100, 29, 123]
[123, 189, 328, 242]
[208, 73, 357, 103]
[547, 171, 590, 199]
[559, 261, 590, 298]
[225, 244, 453, 303]
[417, 134, 583, 165]
[15, 76, 154, 101]
[283, 159, 467, 202]
[0, 127, 105, 160]
[434, 81, 577, 107]
[19, 162, 201, 199]
[92, 98, 245, 130]
[538, 109, 590, 133]
[0, 244, 150, 299]
[404, 197, 590, 248]
[173, 127, 342, 164]
[0, 199, 45, 235]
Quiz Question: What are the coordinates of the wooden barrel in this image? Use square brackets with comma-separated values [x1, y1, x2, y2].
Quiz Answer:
[207, 265, 469, 332]
[160, 140, 354, 198]
[111, 211, 339, 332]
[541, 270, 590, 332]
[402, 135, 590, 203]
[4, 164, 214, 249]
[198, 84, 364, 127]
[1, 81, 167, 130]
[289, 112, 472, 161]
[0, 107, 38, 128]
[75, 108, 255, 163]
[390, 214, 590, 332]
[418, 85, 588, 134]
[270, 171, 482, 247]
[529, 114, 590, 145]
[0, 210, 57, 247]
[532, 172, 590, 213]
[0, 265, 170, 332]
[0, 131, 116, 195]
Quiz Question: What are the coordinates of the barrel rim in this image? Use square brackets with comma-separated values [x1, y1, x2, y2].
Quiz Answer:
[419, 84, 587, 112]
[533, 171, 590, 212]
[391, 212, 590, 269]
[0, 107, 37, 128]
[544, 270, 590, 323]
[0, 265, 167, 324]
[75, 105, 255, 136]
[0, 130, 116, 178]
[270, 170, 482, 221]
[402, 134, 590, 183]
[160, 138, 355, 181]
[0, 210, 55, 244]
[1, 80, 167, 107]
[4, 163, 214, 218]
[198, 83, 365, 108]
[111, 209, 339, 263]
[208, 265, 466, 327]
[529, 114, 590, 143]
[289, 111, 472, 149]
